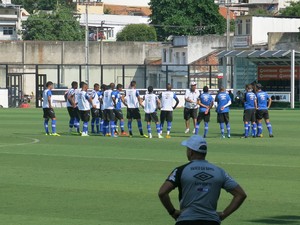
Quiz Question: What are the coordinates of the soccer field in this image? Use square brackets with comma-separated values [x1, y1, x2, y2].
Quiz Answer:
[0, 108, 299, 225]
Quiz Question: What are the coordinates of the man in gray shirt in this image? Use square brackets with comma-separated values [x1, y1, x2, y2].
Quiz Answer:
[158, 135, 247, 225]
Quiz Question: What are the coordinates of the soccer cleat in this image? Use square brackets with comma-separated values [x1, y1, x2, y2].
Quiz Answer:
[185, 128, 190, 134]
[112, 135, 118, 138]
[140, 134, 149, 138]
[121, 131, 128, 136]
[227, 135, 231, 138]
[269, 134, 274, 138]
[106, 133, 111, 137]
[192, 128, 195, 134]
[221, 135, 225, 139]
[51, 133, 60, 136]
[129, 135, 133, 138]
[241, 136, 248, 139]
[166, 134, 171, 139]
[256, 134, 263, 138]
[81, 132, 89, 137]
[149, 133, 153, 139]
[158, 134, 164, 139]
[45, 133, 50, 136]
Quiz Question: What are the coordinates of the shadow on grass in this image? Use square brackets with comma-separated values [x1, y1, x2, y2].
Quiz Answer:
[248, 215, 300, 224]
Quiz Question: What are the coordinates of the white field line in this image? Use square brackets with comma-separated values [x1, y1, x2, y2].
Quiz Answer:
[0, 137, 40, 148]
[0, 148, 299, 169]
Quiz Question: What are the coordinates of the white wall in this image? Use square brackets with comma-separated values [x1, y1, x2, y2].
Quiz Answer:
[252, 17, 300, 45]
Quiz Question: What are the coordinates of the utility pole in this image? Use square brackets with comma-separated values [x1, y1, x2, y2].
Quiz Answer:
[223, 0, 231, 89]
[100, 20, 105, 65]
[85, 1, 89, 85]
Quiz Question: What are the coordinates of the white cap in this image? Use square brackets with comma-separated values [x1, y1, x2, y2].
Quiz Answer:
[181, 135, 207, 153]
[190, 81, 197, 86]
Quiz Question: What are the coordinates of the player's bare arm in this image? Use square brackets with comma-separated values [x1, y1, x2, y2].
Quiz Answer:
[218, 185, 247, 221]
[268, 97, 272, 108]
[156, 98, 161, 110]
[48, 95, 52, 109]
[68, 94, 76, 108]
[158, 181, 181, 220]
[173, 97, 179, 109]
[138, 96, 144, 108]
[88, 96, 96, 109]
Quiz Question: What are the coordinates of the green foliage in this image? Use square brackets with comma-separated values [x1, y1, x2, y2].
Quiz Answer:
[103, 8, 112, 14]
[249, 7, 274, 16]
[281, 1, 300, 17]
[11, 0, 74, 13]
[116, 24, 157, 42]
[149, 0, 226, 40]
[22, 6, 84, 41]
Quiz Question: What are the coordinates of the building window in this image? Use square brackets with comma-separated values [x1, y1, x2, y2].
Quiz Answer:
[175, 52, 180, 64]
[177, 82, 182, 89]
[169, 49, 173, 63]
[3, 27, 14, 35]
[182, 52, 186, 64]
[163, 49, 167, 63]
[235, 20, 242, 35]
[246, 19, 251, 35]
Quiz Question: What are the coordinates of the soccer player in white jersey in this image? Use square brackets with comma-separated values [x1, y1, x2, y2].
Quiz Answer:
[77, 82, 95, 136]
[102, 83, 117, 137]
[184, 82, 200, 134]
[66, 81, 80, 134]
[142, 86, 163, 139]
[91, 83, 101, 134]
[124, 80, 147, 138]
[42, 81, 59, 136]
[159, 83, 179, 138]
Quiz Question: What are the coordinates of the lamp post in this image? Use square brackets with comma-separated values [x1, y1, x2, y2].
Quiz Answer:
[85, 1, 89, 85]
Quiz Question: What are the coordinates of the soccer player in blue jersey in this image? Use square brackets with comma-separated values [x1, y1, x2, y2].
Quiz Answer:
[91, 83, 101, 134]
[242, 84, 257, 138]
[112, 84, 128, 136]
[256, 83, 274, 138]
[42, 81, 60, 136]
[98, 84, 106, 134]
[195, 86, 214, 137]
[215, 87, 232, 138]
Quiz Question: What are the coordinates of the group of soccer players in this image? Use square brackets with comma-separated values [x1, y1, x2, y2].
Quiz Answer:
[42, 80, 273, 138]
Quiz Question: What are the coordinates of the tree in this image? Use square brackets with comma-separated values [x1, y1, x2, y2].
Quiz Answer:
[12, 0, 74, 13]
[281, 2, 300, 17]
[116, 24, 157, 42]
[22, 6, 84, 41]
[149, 0, 226, 40]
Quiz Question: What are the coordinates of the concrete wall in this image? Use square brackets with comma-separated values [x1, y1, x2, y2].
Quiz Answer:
[187, 36, 226, 63]
[0, 40, 162, 65]
[268, 32, 300, 51]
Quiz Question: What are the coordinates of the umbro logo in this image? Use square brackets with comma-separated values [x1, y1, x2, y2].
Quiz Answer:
[193, 172, 213, 181]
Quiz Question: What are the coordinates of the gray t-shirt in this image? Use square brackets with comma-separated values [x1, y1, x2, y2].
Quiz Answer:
[166, 160, 238, 223]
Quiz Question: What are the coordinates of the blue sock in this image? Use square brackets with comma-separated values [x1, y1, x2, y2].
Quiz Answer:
[266, 122, 273, 135]
[252, 123, 257, 137]
[160, 122, 164, 132]
[103, 121, 109, 136]
[257, 123, 263, 135]
[137, 120, 143, 135]
[220, 123, 225, 135]
[44, 119, 49, 134]
[120, 120, 125, 132]
[226, 123, 231, 136]
[128, 121, 132, 134]
[204, 122, 209, 137]
[167, 121, 172, 134]
[100, 119, 104, 133]
[69, 118, 74, 128]
[248, 123, 251, 134]
[51, 119, 57, 133]
[195, 122, 200, 135]
[147, 124, 151, 135]
[110, 121, 115, 137]
[91, 118, 95, 133]
[83, 121, 88, 133]
[156, 123, 160, 134]
[74, 118, 80, 133]
[244, 123, 249, 137]
[96, 118, 100, 133]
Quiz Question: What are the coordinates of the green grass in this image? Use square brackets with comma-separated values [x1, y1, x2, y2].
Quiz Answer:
[0, 108, 299, 225]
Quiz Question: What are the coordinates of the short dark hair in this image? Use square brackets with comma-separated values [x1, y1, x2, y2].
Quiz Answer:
[130, 81, 136, 87]
[203, 86, 209, 93]
[71, 81, 78, 88]
[101, 84, 106, 90]
[219, 86, 225, 92]
[110, 83, 115, 89]
[46, 81, 53, 88]
[116, 84, 123, 89]
[256, 83, 263, 90]
[94, 83, 100, 88]
[148, 86, 153, 93]
[80, 81, 85, 88]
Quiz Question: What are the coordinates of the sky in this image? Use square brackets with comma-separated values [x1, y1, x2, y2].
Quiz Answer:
[103, 0, 150, 7]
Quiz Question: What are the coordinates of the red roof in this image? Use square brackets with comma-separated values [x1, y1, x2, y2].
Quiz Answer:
[219, 6, 236, 20]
